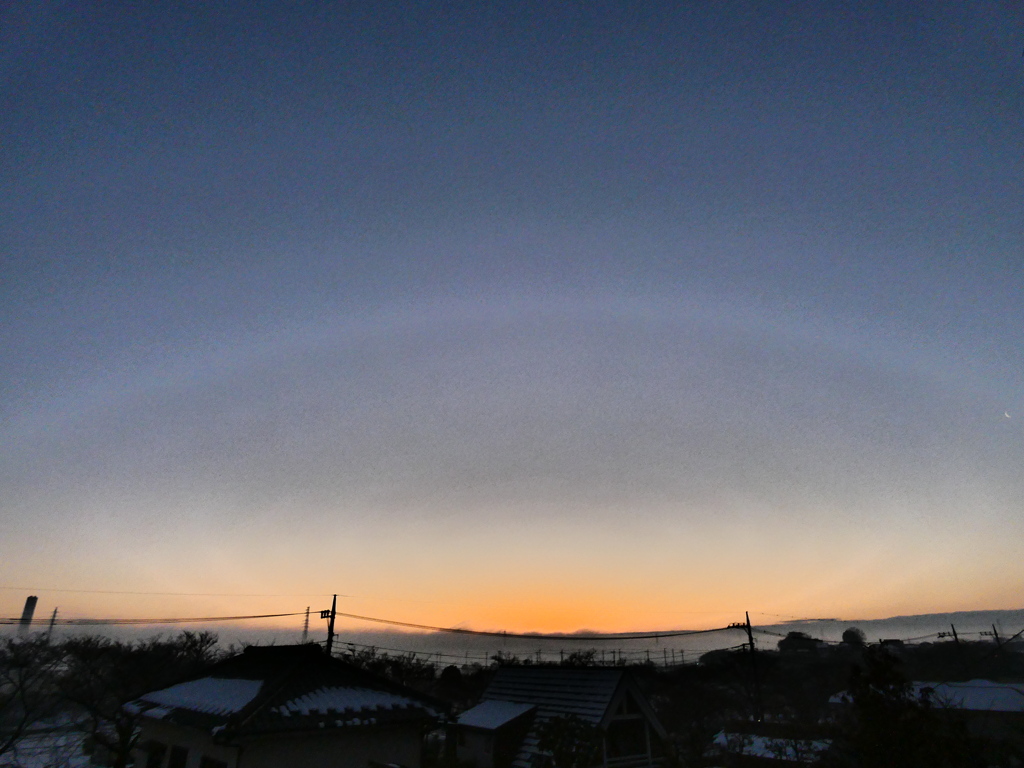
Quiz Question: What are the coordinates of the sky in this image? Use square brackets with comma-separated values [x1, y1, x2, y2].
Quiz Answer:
[1, 1, 1023, 635]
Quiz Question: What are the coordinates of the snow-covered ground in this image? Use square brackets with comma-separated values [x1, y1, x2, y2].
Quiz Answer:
[0, 719, 91, 768]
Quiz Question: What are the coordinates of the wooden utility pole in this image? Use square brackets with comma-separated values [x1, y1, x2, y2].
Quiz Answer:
[302, 607, 310, 644]
[321, 595, 337, 655]
[46, 608, 58, 642]
[744, 612, 763, 722]
[940, 624, 968, 675]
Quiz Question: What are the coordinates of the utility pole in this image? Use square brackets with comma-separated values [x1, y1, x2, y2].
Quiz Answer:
[320, 595, 337, 655]
[733, 614, 765, 720]
[46, 608, 58, 642]
[981, 624, 1003, 653]
[745, 614, 761, 720]
[940, 624, 967, 675]
[302, 607, 310, 644]
[939, 624, 961, 645]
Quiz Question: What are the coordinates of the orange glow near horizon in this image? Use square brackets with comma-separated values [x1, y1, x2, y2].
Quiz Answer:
[4, 572, 1023, 639]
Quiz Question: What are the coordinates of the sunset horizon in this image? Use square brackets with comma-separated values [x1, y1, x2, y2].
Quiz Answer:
[3, 2, 1022, 649]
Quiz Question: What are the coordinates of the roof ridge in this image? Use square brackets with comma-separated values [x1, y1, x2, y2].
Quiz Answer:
[229, 646, 316, 732]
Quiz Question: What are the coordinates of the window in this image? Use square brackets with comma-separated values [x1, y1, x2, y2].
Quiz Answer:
[606, 719, 647, 758]
[616, 691, 640, 715]
[144, 742, 167, 768]
[167, 745, 189, 768]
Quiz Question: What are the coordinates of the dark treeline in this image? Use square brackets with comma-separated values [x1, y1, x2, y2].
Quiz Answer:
[380, 629, 1024, 767]
[1, 631, 222, 768]
[4, 629, 1023, 767]
[641, 631, 1024, 767]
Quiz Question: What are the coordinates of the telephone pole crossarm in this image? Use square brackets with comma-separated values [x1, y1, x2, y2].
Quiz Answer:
[322, 595, 338, 655]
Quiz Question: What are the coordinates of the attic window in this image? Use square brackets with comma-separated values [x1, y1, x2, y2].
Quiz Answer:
[616, 692, 639, 716]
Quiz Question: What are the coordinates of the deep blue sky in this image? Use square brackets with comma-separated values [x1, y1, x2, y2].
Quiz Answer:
[1, 1, 1022, 630]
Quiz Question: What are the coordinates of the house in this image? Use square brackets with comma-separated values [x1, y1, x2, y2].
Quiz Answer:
[827, 678, 1024, 757]
[912, 679, 1024, 748]
[453, 667, 667, 768]
[125, 644, 439, 768]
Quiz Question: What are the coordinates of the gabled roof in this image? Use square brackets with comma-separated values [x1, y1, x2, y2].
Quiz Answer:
[482, 666, 666, 736]
[482, 667, 624, 724]
[477, 667, 667, 768]
[126, 644, 438, 740]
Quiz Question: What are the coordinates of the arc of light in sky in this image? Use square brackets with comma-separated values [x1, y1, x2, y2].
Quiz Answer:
[5, 288, 1015, 443]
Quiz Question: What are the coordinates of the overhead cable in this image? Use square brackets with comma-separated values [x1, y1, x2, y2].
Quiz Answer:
[0, 612, 306, 626]
[329, 609, 739, 641]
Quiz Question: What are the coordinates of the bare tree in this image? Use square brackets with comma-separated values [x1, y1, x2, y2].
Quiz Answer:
[58, 632, 221, 768]
[536, 715, 602, 768]
[0, 635, 64, 760]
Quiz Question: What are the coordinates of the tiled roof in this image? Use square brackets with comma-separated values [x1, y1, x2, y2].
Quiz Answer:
[279, 686, 419, 717]
[478, 667, 667, 768]
[126, 645, 438, 740]
[482, 667, 624, 724]
[139, 678, 263, 717]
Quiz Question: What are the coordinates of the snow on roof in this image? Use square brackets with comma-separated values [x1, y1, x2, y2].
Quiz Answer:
[830, 680, 1024, 712]
[714, 731, 831, 762]
[140, 678, 263, 717]
[278, 686, 423, 717]
[457, 700, 535, 730]
[914, 680, 1024, 712]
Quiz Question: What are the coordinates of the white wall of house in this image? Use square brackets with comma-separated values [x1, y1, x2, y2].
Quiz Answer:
[134, 719, 423, 768]
[135, 720, 239, 768]
[239, 727, 422, 768]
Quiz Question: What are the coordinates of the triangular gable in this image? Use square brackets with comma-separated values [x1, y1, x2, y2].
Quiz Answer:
[599, 675, 668, 740]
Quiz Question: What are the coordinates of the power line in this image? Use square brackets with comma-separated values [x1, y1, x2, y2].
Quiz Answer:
[0, 586, 335, 597]
[328, 608, 739, 641]
[0, 612, 306, 626]
[2, 602, 736, 639]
